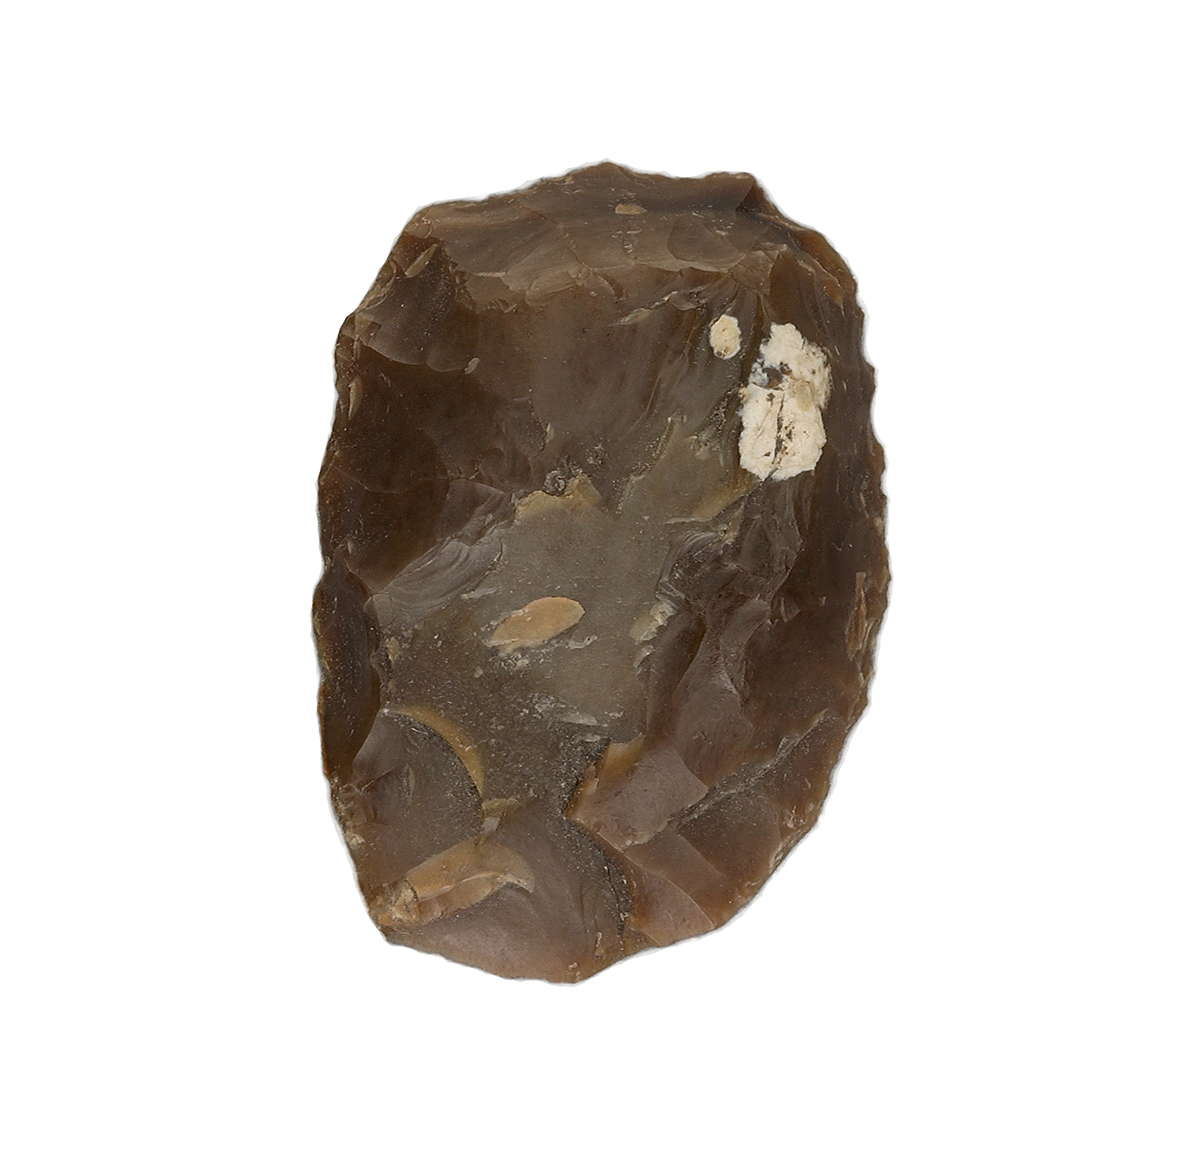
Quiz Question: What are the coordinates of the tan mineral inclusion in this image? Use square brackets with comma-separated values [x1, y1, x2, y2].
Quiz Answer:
[314, 163, 888, 981]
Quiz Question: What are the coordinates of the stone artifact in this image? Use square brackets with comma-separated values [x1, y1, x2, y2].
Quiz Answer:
[314, 163, 888, 981]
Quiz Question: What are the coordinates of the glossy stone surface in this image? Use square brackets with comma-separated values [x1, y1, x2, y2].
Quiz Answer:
[314, 163, 888, 981]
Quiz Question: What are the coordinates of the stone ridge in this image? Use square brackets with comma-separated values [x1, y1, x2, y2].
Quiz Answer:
[315, 162, 887, 981]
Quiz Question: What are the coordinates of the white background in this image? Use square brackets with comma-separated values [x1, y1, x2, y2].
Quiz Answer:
[4, 2, 1196, 1146]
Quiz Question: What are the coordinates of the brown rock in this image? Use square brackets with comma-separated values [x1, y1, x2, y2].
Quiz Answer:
[314, 162, 888, 981]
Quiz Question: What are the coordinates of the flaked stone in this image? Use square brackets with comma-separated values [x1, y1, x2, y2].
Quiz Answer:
[314, 162, 888, 981]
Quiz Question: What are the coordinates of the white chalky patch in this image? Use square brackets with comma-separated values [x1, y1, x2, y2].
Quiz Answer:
[738, 323, 832, 480]
[708, 314, 741, 359]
